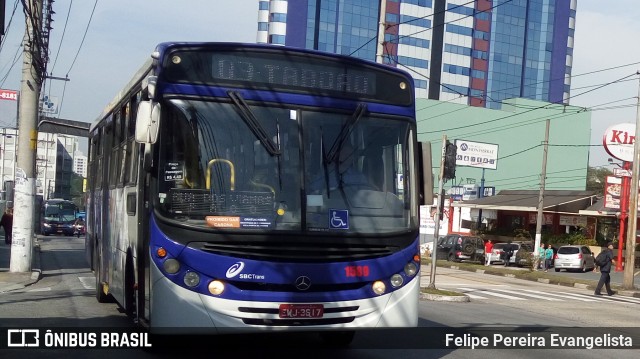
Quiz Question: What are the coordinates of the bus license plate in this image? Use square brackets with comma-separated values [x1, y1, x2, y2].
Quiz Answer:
[279, 304, 324, 318]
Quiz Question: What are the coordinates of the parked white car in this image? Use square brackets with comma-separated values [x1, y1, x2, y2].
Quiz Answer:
[554, 245, 596, 272]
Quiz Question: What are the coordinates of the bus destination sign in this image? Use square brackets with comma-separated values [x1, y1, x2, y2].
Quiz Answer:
[163, 49, 412, 105]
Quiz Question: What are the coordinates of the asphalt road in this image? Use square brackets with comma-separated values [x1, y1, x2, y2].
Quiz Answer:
[1, 236, 638, 358]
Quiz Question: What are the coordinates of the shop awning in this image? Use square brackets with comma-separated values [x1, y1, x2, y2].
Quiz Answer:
[579, 197, 618, 217]
[451, 190, 597, 213]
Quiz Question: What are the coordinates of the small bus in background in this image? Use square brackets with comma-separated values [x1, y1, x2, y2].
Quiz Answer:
[41, 199, 78, 236]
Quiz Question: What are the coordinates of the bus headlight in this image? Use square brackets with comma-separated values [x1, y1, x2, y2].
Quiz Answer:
[404, 262, 418, 277]
[208, 280, 225, 296]
[390, 274, 404, 288]
[372, 280, 386, 295]
[183, 272, 200, 287]
[163, 259, 180, 274]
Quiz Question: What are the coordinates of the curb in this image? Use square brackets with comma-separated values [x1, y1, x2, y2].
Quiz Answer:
[425, 261, 640, 299]
[420, 292, 470, 302]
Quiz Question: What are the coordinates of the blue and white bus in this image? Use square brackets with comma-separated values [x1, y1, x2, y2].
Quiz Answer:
[86, 42, 430, 343]
[41, 198, 78, 236]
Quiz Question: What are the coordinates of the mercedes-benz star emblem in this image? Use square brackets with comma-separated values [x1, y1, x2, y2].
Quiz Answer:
[294, 276, 311, 291]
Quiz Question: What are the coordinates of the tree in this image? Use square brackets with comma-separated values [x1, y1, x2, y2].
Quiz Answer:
[586, 166, 612, 196]
[69, 172, 85, 210]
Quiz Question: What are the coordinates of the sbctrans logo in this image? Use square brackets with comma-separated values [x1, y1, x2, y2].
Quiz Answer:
[7, 329, 40, 347]
[226, 261, 245, 278]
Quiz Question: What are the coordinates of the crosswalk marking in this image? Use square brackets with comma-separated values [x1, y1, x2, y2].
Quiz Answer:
[517, 289, 599, 302]
[555, 291, 640, 304]
[457, 287, 526, 300]
[491, 289, 562, 301]
[449, 287, 640, 304]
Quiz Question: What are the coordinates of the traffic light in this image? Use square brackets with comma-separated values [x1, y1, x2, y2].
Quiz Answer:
[443, 140, 457, 181]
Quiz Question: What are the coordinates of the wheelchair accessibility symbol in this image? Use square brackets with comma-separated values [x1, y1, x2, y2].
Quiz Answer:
[329, 209, 349, 229]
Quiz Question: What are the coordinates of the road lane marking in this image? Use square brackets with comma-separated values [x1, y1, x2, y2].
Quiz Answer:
[78, 277, 94, 290]
[27, 287, 51, 292]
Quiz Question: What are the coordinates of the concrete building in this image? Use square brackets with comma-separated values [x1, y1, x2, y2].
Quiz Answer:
[73, 151, 88, 178]
[1, 128, 79, 201]
[256, 0, 577, 108]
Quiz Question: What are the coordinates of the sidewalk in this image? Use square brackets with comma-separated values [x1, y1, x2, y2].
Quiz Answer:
[0, 240, 41, 293]
[421, 260, 640, 299]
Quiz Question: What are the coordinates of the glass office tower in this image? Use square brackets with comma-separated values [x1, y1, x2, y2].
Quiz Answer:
[257, 0, 576, 109]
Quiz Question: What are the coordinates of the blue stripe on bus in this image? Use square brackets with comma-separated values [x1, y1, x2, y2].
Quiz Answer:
[157, 83, 416, 117]
[149, 215, 419, 302]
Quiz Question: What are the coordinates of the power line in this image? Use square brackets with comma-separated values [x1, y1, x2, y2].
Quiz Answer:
[50, 0, 73, 74]
[58, 0, 99, 117]
[64, 0, 97, 76]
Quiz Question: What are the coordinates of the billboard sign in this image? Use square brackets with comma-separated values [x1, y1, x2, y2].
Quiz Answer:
[604, 176, 621, 209]
[40, 95, 59, 114]
[454, 140, 498, 170]
[0, 89, 18, 101]
[603, 123, 635, 162]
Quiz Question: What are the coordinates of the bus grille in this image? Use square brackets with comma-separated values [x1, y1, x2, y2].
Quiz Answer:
[191, 242, 396, 262]
[241, 317, 355, 326]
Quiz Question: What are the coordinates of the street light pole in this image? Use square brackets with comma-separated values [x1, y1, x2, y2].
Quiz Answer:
[534, 120, 550, 257]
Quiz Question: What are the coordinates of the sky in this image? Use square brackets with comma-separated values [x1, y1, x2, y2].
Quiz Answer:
[0, 0, 638, 166]
[0, 0, 261, 152]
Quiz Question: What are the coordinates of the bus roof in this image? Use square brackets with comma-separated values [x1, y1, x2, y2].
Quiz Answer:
[90, 42, 415, 133]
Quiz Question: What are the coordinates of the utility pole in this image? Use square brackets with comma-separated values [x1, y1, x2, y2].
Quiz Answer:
[10, 0, 43, 272]
[534, 120, 550, 259]
[623, 73, 640, 289]
[428, 135, 448, 289]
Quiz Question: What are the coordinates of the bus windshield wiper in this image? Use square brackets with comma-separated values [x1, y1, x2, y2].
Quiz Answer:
[325, 103, 367, 163]
[228, 91, 281, 156]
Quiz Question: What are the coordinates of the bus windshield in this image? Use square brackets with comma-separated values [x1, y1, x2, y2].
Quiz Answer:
[155, 98, 414, 235]
[44, 202, 77, 222]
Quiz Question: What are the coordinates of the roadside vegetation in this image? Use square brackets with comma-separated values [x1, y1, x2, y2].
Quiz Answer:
[421, 287, 466, 296]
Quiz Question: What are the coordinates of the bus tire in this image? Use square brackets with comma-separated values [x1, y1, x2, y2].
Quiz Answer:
[124, 254, 136, 318]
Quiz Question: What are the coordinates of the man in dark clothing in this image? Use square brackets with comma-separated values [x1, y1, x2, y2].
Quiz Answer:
[0, 208, 13, 245]
[502, 243, 514, 266]
[594, 242, 616, 296]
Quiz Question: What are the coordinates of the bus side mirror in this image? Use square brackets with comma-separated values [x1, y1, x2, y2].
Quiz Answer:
[135, 101, 161, 144]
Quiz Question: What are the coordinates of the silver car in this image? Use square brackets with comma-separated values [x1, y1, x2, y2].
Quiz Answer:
[554, 245, 596, 272]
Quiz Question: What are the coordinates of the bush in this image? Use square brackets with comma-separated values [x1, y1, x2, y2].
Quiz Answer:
[542, 233, 596, 246]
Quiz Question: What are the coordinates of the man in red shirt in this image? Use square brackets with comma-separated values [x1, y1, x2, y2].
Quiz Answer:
[484, 239, 493, 266]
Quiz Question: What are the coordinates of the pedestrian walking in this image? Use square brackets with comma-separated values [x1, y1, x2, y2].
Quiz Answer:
[544, 244, 554, 272]
[0, 208, 14, 245]
[484, 239, 493, 266]
[594, 242, 616, 296]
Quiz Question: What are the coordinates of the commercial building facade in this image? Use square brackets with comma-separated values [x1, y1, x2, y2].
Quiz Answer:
[0, 127, 80, 201]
